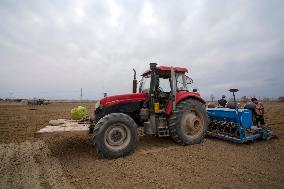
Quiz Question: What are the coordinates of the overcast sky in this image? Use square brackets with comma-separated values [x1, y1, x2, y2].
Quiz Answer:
[0, 0, 283, 100]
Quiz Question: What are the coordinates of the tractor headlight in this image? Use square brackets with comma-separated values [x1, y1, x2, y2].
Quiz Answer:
[95, 101, 101, 110]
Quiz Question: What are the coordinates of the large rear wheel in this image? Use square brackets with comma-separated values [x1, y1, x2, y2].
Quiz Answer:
[169, 99, 208, 145]
[92, 113, 138, 159]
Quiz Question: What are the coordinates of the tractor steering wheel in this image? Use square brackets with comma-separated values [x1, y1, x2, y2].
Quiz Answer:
[156, 86, 164, 94]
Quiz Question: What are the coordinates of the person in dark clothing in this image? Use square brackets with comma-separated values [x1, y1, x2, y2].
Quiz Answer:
[218, 95, 227, 107]
[251, 98, 265, 127]
[244, 102, 256, 123]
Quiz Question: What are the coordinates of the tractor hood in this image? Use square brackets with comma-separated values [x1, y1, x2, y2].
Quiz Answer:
[100, 93, 147, 107]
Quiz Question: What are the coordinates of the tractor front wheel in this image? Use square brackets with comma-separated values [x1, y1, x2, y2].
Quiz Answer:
[92, 113, 138, 159]
[169, 99, 208, 145]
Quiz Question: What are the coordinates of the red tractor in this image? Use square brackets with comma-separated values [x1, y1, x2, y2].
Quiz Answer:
[91, 63, 208, 159]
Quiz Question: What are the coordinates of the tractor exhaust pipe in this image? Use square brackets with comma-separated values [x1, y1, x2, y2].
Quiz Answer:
[132, 69, 137, 93]
[150, 62, 157, 70]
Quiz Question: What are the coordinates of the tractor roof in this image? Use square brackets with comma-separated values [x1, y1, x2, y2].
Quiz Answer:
[142, 66, 188, 76]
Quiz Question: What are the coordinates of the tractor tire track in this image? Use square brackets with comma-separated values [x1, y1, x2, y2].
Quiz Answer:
[0, 140, 74, 189]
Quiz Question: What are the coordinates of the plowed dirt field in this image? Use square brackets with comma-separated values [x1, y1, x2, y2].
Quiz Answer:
[0, 102, 283, 189]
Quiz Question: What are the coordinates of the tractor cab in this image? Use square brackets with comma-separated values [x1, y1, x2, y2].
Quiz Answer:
[138, 65, 195, 111]
[133, 63, 203, 116]
[139, 65, 193, 94]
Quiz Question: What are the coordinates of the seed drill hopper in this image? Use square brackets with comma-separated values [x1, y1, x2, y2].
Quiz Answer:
[207, 89, 273, 143]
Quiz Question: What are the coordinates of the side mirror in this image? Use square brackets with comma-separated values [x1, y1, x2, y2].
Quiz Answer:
[186, 76, 193, 84]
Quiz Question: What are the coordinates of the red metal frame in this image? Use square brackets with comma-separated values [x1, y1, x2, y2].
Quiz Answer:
[164, 91, 205, 115]
[100, 66, 204, 115]
[100, 91, 204, 115]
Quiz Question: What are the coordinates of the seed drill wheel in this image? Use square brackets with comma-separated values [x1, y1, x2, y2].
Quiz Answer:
[92, 113, 138, 159]
[169, 99, 208, 145]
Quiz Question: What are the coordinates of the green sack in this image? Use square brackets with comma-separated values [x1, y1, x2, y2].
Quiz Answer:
[71, 106, 88, 120]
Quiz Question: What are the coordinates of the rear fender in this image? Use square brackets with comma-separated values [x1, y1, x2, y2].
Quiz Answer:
[165, 92, 205, 115]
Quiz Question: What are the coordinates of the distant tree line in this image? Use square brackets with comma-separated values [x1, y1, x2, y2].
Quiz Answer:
[0, 98, 49, 105]
[278, 96, 284, 102]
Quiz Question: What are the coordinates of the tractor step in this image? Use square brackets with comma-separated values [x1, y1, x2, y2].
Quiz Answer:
[158, 127, 169, 137]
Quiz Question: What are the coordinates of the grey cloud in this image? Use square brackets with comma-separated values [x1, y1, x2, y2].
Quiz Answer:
[0, 0, 283, 100]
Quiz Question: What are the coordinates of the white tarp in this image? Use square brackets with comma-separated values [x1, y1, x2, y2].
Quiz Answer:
[35, 119, 89, 137]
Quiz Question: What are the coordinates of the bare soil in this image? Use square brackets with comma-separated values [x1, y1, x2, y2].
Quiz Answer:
[0, 102, 284, 188]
